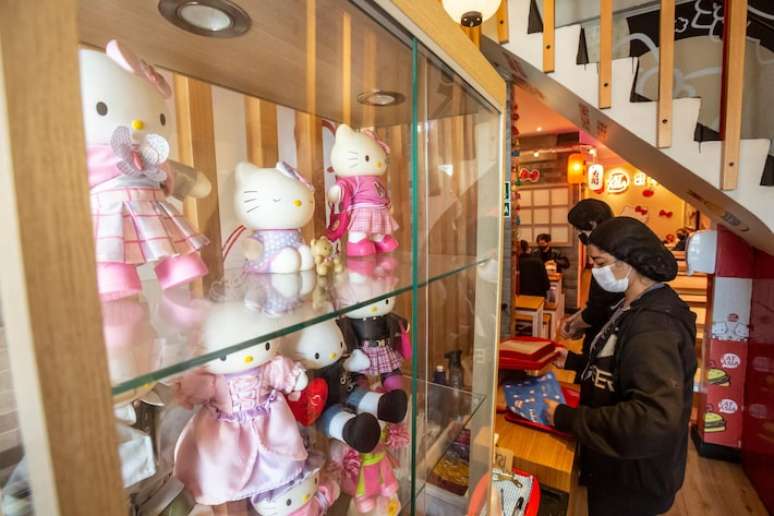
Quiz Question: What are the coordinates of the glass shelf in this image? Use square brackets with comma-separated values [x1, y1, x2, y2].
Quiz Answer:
[325, 378, 486, 515]
[108, 253, 492, 396]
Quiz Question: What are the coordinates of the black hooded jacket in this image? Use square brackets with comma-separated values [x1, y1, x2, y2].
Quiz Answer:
[554, 285, 697, 514]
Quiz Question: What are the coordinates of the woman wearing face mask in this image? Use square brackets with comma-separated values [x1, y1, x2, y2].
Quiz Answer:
[545, 217, 697, 516]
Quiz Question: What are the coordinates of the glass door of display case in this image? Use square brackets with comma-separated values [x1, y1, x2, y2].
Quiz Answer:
[0, 1, 504, 514]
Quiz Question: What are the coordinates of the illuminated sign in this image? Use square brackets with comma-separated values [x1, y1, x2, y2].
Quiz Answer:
[606, 170, 630, 193]
[633, 171, 647, 186]
[587, 164, 604, 193]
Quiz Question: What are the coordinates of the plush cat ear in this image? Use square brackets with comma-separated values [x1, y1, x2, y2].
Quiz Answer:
[335, 124, 355, 140]
[234, 161, 256, 186]
[105, 40, 141, 74]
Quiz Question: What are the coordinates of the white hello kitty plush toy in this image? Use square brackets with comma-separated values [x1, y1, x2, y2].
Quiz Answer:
[234, 161, 316, 273]
[336, 257, 409, 392]
[79, 40, 212, 300]
[283, 316, 407, 453]
[173, 302, 309, 506]
[251, 453, 340, 516]
[326, 125, 399, 257]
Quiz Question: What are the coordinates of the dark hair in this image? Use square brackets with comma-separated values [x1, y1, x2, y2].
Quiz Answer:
[519, 240, 530, 254]
[589, 217, 677, 282]
[568, 199, 614, 231]
[536, 233, 551, 243]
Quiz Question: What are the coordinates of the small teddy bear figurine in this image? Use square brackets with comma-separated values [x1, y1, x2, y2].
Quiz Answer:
[173, 302, 309, 506]
[326, 124, 399, 257]
[234, 161, 316, 273]
[310, 236, 344, 276]
[79, 40, 212, 300]
[252, 453, 340, 516]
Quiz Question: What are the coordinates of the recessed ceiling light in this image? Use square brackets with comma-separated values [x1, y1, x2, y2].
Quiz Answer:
[159, 0, 251, 38]
[536, 126, 543, 132]
[533, 151, 540, 158]
[357, 90, 406, 107]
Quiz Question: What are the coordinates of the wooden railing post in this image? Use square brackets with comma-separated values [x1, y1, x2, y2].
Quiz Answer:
[658, 0, 675, 148]
[720, 0, 748, 190]
[543, 0, 555, 73]
[599, 0, 613, 109]
[496, 0, 510, 44]
[174, 75, 224, 290]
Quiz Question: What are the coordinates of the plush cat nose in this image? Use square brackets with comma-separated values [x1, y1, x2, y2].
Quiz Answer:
[131, 119, 145, 130]
[329, 352, 337, 359]
[376, 161, 383, 168]
[243, 355, 254, 364]
[370, 306, 378, 313]
[293, 199, 302, 207]
[303, 494, 311, 503]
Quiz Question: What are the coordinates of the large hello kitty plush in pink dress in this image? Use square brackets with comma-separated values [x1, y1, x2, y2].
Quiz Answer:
[326, 125, 399, 257]
[173, 302, 309, 505]
[79, 40, 211, 300]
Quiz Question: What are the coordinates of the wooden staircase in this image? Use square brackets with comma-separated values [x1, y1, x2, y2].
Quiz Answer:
[482, 0, 774, 254]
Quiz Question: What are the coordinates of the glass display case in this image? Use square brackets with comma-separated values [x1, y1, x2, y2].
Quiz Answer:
[0, 1, 505, 514]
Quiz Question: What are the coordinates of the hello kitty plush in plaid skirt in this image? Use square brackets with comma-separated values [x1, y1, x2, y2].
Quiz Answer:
[80, 40, 211, 300]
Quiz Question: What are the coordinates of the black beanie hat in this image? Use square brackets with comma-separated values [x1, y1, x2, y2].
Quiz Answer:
[589, 216, 677, 282]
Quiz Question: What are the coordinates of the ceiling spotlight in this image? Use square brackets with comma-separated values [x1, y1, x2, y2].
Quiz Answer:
[442, 0, 501, 27]
[536, 126, 543, 132]
[357, 90, 406, 107]
[159, 0, 251, 38]
[533, 151, 540, 158]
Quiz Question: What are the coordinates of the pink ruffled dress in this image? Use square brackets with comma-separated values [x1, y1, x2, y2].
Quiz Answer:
[173, 356, 308, 505]
[88, 144, 208, 267]
[339, 176, 398, 235]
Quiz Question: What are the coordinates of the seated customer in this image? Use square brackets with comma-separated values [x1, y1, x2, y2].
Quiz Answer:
[532, 233, 570, 272]
[518, 240, 550, 297]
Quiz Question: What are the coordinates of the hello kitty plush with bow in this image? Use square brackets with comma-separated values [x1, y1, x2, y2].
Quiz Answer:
[79, 40, 212, 300]
[173, 302, 309, 506]
[251, 453, 340, 516]
[326, 125, 399, 257]
[233, 161, 316, 273]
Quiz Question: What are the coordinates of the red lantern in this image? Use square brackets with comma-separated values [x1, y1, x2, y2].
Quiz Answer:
[567, 153, 585, 184]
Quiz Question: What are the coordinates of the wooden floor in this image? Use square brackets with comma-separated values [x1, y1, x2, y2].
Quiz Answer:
[570, 443, 769, 516]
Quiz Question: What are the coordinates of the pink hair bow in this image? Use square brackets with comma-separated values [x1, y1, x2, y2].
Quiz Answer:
[277, 161, 315, 192]
[360, 128, 391, 157]
[106, 40, 172, 99]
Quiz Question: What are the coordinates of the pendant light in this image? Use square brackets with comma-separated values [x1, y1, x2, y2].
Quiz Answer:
[442, 0, 501, 27]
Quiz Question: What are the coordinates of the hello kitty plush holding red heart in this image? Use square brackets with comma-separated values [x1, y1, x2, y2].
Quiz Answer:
[326, 125, 399, 257]
[79, 40, 212, 300]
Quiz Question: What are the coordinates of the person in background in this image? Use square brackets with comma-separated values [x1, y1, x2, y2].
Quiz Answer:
[673, 227, 690, 251]
[517, 240, 550, 297]
[547, 217, 697, 516]
[559, 199, 623, 378]
[532, 233, 570, 272]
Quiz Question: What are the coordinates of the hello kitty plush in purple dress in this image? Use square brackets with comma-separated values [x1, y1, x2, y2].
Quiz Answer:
[173, 302, 309, 505]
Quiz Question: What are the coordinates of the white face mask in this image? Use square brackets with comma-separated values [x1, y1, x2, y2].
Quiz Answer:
[592, 262, 631, 293]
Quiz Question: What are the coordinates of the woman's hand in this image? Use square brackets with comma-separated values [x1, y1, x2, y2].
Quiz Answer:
[559, 311, 589, 339]
[544, 399, 560, 426]
[552, 347, 569, 369]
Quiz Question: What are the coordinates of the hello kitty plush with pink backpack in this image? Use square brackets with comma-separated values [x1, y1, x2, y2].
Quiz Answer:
[326, 125, 399, 257]
[79, 40, 211, 300]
